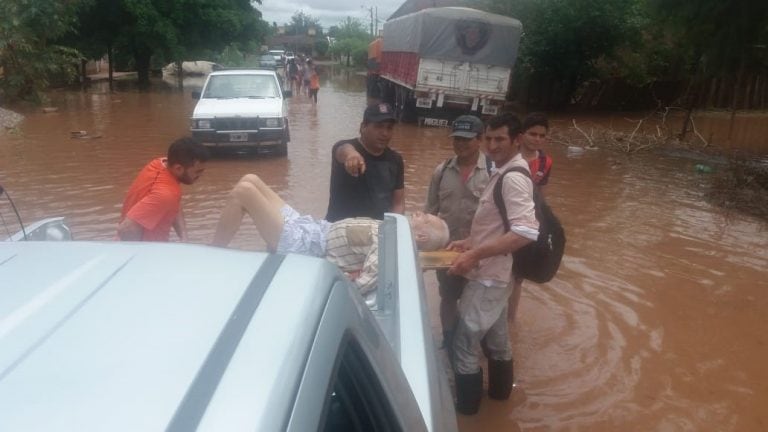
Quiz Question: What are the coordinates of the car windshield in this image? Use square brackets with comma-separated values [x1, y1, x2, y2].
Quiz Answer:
[203, 74, 279, 99]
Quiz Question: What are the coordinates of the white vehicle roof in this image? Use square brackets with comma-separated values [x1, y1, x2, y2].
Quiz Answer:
[0, 242, 337, 431]
[0, 215, 457, 431]
[208, 69, 277, 76]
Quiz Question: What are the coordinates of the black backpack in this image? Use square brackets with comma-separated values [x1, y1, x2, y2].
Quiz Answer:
[493, 167, 565, 283]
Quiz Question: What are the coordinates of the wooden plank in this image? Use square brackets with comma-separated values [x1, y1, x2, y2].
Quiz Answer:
[419, 250, 460, 270]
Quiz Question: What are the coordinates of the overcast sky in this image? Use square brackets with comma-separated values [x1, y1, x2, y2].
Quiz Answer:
[257, 0, 402, 30]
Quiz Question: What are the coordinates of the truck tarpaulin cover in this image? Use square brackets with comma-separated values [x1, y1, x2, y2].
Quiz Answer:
[381, 7, 523, 66]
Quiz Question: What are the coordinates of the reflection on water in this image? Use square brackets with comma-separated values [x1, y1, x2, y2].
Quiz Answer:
[1, 72, 767, 431]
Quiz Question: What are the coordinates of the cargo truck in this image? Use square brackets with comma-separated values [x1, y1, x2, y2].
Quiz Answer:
[369, 7, 523, 125]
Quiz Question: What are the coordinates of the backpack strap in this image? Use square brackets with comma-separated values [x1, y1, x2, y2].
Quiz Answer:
[438, 157, 452, 182]
[433, 157, 452, 215]
[493, 167, 533, 233]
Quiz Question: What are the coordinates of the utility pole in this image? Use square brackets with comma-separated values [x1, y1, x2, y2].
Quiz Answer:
[363, 6, 374, 36]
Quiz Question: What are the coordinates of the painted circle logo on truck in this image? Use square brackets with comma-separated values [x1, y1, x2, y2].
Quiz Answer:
[455, 20, 492, 55]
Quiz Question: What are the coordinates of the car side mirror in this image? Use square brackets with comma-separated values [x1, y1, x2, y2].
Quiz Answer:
[191, 91, 201, 99]
[283, 89, 292, 98]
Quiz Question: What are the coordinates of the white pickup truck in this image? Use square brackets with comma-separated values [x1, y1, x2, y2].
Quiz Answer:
[0, 214, 458, 431]
[190, 69, 291, 156]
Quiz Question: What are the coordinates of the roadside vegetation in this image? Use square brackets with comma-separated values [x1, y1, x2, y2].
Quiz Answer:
[482, 0, 768, 114]
[326, 18, 371, 67]
[2, 0, 765, 113]
[1, 0, 268, 101]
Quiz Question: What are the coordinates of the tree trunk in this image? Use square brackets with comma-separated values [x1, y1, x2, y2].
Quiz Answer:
[728, 56, 746, 143]
[80, 59, 87, 86]
[706, 77, 718, 108]
[176, 59, 184, 90]
[107, 43, 114, 92]
[134, 46, 152, 88]
[680, 52, 711, 139]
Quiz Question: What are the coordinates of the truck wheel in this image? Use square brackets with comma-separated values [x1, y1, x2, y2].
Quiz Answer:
[401, 92, 418, 123]
[275, 141, 288, 156]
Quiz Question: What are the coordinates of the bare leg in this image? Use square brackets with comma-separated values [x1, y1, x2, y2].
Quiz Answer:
[212, 174, 286, 250]
[507, 277, 524, 322]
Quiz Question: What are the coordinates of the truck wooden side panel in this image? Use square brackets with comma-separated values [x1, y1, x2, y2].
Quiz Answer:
[380, 51, 420, 88]
[417, 58, 511, 100]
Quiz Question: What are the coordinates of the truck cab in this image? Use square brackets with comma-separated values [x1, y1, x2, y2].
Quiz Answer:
[0, 215, 457, 431]
[190, 69, 290, 156]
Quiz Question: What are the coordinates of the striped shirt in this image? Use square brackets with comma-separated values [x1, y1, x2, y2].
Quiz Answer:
[324, 218, 380, 297]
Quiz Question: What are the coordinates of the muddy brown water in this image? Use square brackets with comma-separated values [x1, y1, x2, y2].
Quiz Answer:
[1, 68, 767, 431]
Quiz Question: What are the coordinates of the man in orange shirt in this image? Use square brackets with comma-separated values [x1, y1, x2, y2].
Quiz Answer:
[118, 137, 210, 241]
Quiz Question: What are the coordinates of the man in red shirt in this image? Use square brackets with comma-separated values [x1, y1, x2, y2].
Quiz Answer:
[118, 137, 210, 241]
[508, 113, 554, 321]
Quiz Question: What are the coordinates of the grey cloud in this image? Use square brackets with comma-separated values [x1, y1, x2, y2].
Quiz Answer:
[258, 0, 399, 28]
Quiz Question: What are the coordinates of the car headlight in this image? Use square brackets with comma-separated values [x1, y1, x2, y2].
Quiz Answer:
[198, 119, 212, 129]
[265, 118, 280, 128]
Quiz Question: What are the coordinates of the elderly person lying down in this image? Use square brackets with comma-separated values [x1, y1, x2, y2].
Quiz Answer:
[212, 174, 449, 296]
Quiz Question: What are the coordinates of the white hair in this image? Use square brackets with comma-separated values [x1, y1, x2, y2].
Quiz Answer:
[417, 216, 449, 251]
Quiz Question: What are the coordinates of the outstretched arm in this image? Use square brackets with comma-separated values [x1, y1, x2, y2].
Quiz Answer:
[334, 143, 366, 176]
[448, 232, 532, 276]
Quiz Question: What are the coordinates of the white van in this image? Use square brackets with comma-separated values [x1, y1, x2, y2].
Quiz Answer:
[268, 49, 286, 64]
[190, 69, 290, 155]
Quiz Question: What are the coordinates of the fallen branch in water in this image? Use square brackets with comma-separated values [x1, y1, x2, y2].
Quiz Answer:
[689, 116, 709, 147]
[572, 119, 595, 148]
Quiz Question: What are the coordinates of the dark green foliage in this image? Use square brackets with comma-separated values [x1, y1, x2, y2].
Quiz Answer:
[0, 0, 85, 102]
[483, 0, 768, 109]
[68, 0, 269, 86]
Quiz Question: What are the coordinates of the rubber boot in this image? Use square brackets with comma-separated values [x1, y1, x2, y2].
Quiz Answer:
[487, 359, 514, 400]
[455, 370, 483, 415]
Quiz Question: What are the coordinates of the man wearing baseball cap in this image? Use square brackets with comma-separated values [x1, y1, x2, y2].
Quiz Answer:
[425, 115, 492, 363]
[326, 103, 405, 222]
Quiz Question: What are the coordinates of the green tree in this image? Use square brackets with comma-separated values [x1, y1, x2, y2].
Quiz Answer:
[328, 17, 371, 66]
[329, 17, 368, 40]
[0, 0, 84, 102]
[648, 0, 768, 105]
[481, 0, 645, 106]
[70, 0, 268, 87]
[286, 11, 322, 36]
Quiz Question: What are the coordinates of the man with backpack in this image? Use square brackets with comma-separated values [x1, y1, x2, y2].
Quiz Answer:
[447, 114, 539, 415]
[424, 115, 491, 358]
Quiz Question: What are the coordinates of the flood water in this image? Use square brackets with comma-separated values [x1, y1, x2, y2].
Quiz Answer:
[1, 67, 767, 431]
